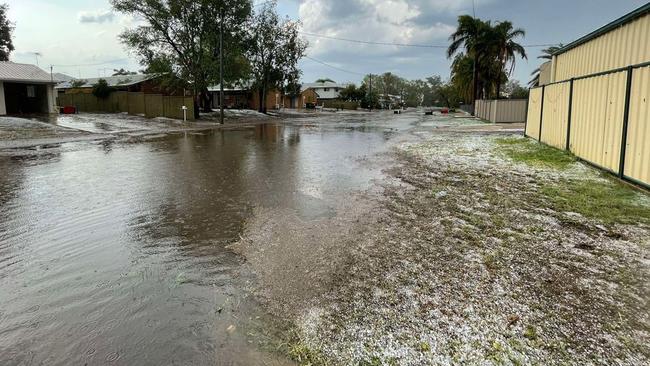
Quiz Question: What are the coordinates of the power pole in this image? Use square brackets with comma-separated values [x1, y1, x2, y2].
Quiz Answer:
[471, 0, 477, 116]
[369, 74, 373, 112]
[219, 7, 225, 125]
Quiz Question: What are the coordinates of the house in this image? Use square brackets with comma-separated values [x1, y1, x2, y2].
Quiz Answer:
[299, 81, 348, 106]
[525, 2, 650, 188]
[208, 84, 251, 110]
[56, 74, 161, 95]
[208, 83, 283, 111]
[378, 94, 403, 110]
[0, 62, 57, 115]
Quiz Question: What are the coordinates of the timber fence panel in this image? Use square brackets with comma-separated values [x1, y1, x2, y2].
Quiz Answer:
[624, 66, 650, 186]
[540, 82, 571, 149]
[128, 92, 145, 116]
[144, 94, 164, 118]
[525, 88, 543, 138]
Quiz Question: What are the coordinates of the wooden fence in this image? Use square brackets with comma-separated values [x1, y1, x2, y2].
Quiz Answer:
[58, 91, 195, 120]
[475, 99, 528, 123]
[526, 62, 650, 189]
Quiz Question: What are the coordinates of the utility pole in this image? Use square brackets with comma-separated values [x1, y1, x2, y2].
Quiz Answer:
[471, 0, 477, 116]
[219, 7, 225, 125]
[368, 74, 373, 112]
[50, 65, 53, 83]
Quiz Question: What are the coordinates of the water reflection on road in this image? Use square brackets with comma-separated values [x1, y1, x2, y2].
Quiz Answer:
[1, 112, 440, 365]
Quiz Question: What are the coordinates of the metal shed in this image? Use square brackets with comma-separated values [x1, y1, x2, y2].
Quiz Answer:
[0, 62, 57, 115]
[526, 3, 650, 189]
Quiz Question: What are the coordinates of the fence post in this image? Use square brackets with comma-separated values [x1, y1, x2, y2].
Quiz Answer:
[565, 78, 575, 151]
[523, 91, 530, 137]
[618, 66, 634, 179]
[538, 85, 546, 141]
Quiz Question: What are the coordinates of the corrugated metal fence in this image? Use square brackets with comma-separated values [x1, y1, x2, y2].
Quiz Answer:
[475, 99, 528, 123]
[526, 62, 650, 189]
[58, 91, 195, 120]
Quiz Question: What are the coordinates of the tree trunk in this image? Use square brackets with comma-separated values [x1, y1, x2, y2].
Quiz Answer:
[193, 94, 201, 120]
[258, 88, 265, 114]
[199, 89, 212, 113]
[496, 55, 504, 99]
[260, 73, 268, 114]
[472, 53, 479, 115]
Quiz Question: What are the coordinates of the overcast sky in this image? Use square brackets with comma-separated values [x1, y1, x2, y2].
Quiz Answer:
[6, 0, 648, 85]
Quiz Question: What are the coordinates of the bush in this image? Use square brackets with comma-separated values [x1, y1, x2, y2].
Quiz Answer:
[92, 79, 114, 99]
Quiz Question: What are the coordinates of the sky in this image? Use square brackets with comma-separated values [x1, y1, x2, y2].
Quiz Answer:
[5, 0, 649, 85]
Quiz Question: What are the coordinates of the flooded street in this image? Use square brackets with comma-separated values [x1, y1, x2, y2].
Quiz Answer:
[0, 112, 451, 365]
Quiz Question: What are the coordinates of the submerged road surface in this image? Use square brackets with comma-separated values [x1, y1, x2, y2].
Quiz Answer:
[0, 112, 476, 365]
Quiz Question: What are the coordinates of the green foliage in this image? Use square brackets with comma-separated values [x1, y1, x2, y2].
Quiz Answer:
[496, 137, 650, 225]
[315, 78, 335, 83]
[287, 340, 328, 365]
[111, 0, 252, 107]
[437, 82, 461, 108]
[356, 73, 446, 108]
[447, 16, 527, 100]
[523, 325, 538, 340]
[247, 0, 307, 112]
[540, 179, 650, 225]
[495, 137, 575, 169]
[92, 79, 114, 99]
[71, 79, 88, 88]
[0, 3, 13, 61]
[505, 80, 529, 99]
[529, 44, 563, 87]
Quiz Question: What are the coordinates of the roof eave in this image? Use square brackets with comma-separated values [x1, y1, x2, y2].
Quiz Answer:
[1, 79, 57, 84]
[553, 3, 650, 56]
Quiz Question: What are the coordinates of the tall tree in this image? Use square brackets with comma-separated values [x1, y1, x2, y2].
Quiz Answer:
[491, 21, 526, 98]
[247, 1, 307, 113]
[0, 4, 14, 61]
[529, 44, 563, 87]
[448, 16, 490, 107]
[111, 0, 252, 116]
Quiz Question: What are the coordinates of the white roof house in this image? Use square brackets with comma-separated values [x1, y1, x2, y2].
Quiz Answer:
[0, 62, 58, 115]
[301, 81, 348, 100]
[56, 74, 155, 90]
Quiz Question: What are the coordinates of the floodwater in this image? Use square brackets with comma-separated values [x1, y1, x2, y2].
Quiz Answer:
[0, 112, 473, 365]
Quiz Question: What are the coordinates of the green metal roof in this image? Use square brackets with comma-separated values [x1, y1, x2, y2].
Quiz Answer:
[553, 3, 650, 56]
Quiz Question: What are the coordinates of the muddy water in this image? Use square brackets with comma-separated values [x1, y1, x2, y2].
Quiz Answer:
[0, 112, 445, 365]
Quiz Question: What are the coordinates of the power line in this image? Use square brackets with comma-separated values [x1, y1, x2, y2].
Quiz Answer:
[51, 58, 131, 68]
[301, 32, 447, 49]
[304, 55, 365, 76]
[301, 31, 560, 49]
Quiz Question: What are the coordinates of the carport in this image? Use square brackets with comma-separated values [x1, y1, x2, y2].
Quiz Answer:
[0, 62, 56, 115]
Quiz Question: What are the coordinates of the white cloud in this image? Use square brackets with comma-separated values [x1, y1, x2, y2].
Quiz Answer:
[78, 10, 115, 24]
[299, 0, 458, 58]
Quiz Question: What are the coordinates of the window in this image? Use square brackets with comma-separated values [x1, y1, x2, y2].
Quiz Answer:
[323, 88, 329, 92]
[26, 85, 35, 98]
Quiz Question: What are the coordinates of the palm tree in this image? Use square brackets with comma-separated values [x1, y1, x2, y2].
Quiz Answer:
[491, 21, 527, 98]
[529, 45, 563, 87]
[448, 15, 491, 108]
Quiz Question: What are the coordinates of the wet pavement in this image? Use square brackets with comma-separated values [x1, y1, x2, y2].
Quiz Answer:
[0, 111, 481, 365]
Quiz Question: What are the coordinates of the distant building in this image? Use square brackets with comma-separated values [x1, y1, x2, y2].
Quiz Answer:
[0, 62, 57, 115]
[208, 82, 282, 111]
[300, 81, 348, 106]
[378, 94, 403, 110]
[56, 74, 162, 95]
